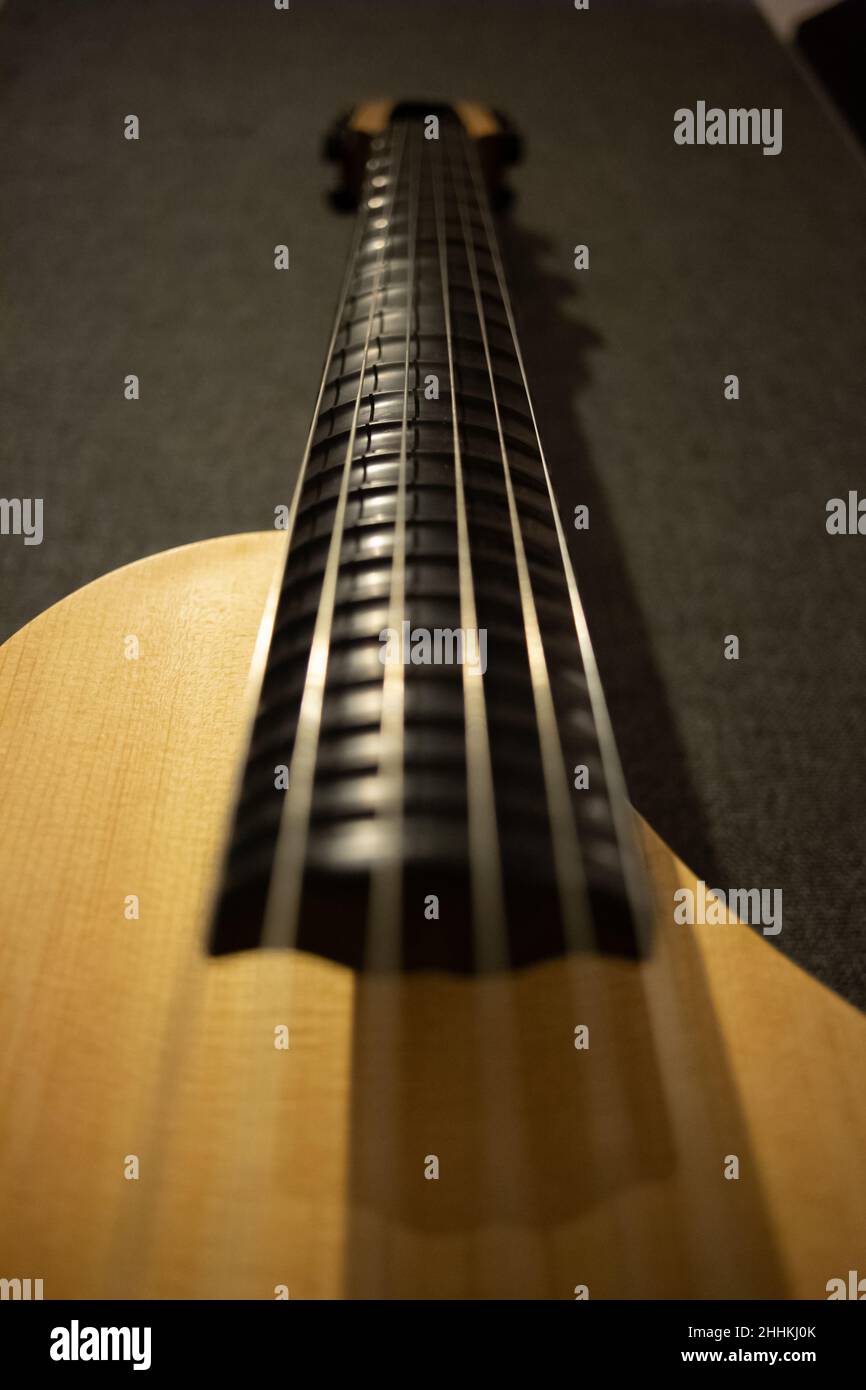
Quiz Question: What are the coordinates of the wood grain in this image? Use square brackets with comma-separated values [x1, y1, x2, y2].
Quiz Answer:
[0, 532, 863, 1298]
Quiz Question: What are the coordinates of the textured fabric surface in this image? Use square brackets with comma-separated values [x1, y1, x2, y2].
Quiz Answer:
[2, 0, 865, 1006]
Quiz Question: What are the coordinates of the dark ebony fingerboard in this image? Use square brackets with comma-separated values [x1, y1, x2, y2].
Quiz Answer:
[210, 106, 647, 971]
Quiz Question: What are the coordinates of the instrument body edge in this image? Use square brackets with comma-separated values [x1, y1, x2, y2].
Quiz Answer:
[0, 533, 863, 1299]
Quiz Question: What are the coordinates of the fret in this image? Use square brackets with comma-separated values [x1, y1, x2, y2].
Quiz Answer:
[210, 106, 647, 970]
[364, 120, 422, 969]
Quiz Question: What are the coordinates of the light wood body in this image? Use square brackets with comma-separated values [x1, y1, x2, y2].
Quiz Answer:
[0, 532, 863, 1298]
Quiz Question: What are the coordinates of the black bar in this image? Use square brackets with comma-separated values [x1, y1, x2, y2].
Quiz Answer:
[4, 1298, 862, 1374]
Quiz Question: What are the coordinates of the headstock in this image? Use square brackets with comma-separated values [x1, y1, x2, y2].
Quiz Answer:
[323, 99, 521, 209]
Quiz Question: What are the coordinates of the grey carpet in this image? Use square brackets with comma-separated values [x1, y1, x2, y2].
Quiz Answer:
[2, 0, 865, 1007]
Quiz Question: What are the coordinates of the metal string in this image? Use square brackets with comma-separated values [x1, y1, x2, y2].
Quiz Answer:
[261, 122, 409, 952]
[210, 124, 409, 1292]
[431, 133, 508, 972]
[449, 131, 593, 952]
[463, 137, 649, 941]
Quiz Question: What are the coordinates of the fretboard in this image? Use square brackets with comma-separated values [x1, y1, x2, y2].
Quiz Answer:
[211, 106, 646, 971]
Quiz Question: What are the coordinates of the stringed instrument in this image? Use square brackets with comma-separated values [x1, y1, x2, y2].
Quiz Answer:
[1, 100, 864, 1300]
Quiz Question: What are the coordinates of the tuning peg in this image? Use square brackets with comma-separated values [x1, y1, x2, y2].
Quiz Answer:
[322, 111, 352, 164]
[322, 112, 372, 211]
[493, 109, 523, 165]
